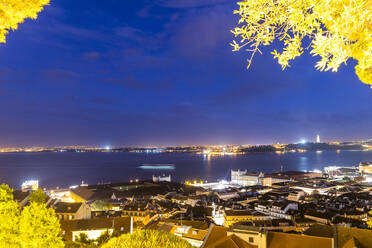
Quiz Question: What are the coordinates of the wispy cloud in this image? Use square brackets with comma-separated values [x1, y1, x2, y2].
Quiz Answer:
[103, 76, 175, 92]
[42, 69, 79, 82]
[82, 52, 100, 60]
[90, 96, 117, 105]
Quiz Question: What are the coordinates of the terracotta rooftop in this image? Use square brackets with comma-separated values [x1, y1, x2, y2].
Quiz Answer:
[303, 224, 334, 238]
[53, 202, 83, 214]
[182, 228, 208, 241]
[337, 226, 372, 248]
[203, 225, 228, 248]
[267, 232, 333, 248]
[205, 234, 256, 248]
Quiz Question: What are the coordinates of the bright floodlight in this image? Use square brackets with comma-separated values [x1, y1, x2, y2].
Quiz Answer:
[105, 146, 111, 150]
[299, 139, 307, 144]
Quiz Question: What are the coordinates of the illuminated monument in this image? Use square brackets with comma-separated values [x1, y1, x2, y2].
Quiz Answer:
[316, 135, 320, 143]
[21, 180, 39, 191]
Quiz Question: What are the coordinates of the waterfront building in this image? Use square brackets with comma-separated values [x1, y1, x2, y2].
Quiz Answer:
[359, 161, 372, 175]
[153, 174, 171, 182]
[324, 165, 360, 179]
[261, 176, 290, 187]
[21, 180, 39, 191]
[231, 169, 263, 186]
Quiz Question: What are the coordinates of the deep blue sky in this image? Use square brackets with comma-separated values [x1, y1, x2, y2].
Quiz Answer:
[0, 0, 371, 147]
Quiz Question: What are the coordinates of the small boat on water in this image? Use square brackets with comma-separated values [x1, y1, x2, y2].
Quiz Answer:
[139, 164, 175, 170]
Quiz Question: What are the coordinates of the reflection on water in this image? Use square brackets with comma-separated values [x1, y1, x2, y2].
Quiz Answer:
[299, 156, 309, 172]
[0, 150, 372, 188]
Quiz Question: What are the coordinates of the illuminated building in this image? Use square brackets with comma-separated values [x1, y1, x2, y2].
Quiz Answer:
[60, 217, 131, 242]
[223, 210, 270, 227]
[152, 174, 171, 182]
[293, 183, 338, 195]
[48, 188, 74, 202]
[359, 162, 372, 175]
[255, 201, 298, 220]
[324, 165, 359, 179]
[122, 203, 156, 225]
[53, 202, 91, 220]
[261, 176, 290, 187]
[316, 135, 320, 143]
[21, 180, 39, 191]
[231, 169, 263, 186]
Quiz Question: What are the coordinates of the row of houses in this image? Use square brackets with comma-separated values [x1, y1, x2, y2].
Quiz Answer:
[14, 173, 371, 246]
[147, 221, 372, 248]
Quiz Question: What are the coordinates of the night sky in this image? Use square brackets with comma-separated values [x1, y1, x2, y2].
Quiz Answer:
[0, 0, 371, 147]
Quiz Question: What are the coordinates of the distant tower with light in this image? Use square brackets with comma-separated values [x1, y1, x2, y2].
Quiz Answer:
[316, 135, 320, 143]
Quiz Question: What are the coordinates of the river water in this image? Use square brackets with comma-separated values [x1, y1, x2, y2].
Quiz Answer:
[0, 150, 371, 188]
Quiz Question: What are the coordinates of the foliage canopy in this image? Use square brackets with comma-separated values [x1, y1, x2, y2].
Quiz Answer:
[0, 184, 20, 247]
[0, 184, 64, 248]
[101, 230, 192, 248]
[231, 0, 372, 86]
[0, 0, 50, 43]
[29, 188, 46, 204]
[20, 201, 64, 248]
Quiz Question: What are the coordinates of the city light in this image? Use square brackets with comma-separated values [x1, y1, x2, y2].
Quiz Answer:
[1, 0, 372, 246]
